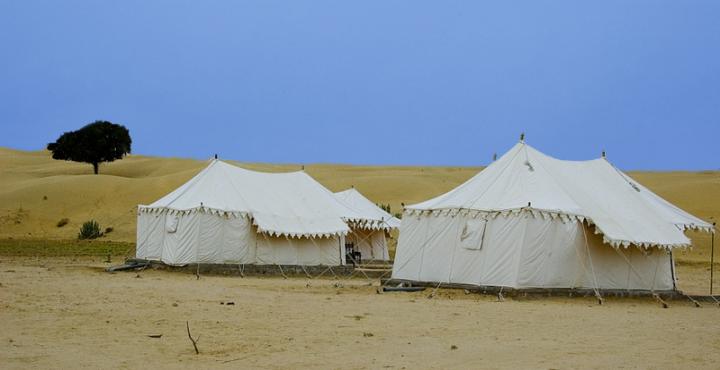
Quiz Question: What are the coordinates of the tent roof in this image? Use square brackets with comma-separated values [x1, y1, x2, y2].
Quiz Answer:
[407, 142, 713, 249]
[139, 159, 360, 238]
[333, 188, 402, 230]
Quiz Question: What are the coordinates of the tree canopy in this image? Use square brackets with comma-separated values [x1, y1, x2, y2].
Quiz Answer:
[47, 121, 132, 174]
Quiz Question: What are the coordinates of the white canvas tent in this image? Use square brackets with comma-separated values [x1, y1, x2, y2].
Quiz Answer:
[136, 159, 378, 266]
[333, 188, 401, 262]
[392, 141, 713, 292]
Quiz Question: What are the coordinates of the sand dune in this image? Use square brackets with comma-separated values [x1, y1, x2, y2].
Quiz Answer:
[1, 147, 717, 263]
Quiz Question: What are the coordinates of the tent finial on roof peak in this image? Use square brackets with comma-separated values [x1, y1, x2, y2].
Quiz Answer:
[519, 132, 525, 143]
[214, 154, 218, 159]
[601, 150, 606, 159]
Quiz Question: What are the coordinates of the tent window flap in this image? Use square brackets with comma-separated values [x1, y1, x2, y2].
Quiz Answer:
[460, 219, 487, 250]
[165, 214, 179, 233]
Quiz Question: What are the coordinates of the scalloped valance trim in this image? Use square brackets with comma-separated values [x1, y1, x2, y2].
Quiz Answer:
[251, 218, 348, 239]
[138, 205, 349, 239]
[403, 207, 714, 250]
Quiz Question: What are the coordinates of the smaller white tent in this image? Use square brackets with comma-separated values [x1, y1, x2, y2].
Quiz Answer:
[332, 188, 401, 262]
[136, 159, 379, 266]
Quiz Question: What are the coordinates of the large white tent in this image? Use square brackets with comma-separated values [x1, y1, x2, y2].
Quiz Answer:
[136, 159, 376, 266]
[392, 141, 713, 292]
[333, 188, 401, 262]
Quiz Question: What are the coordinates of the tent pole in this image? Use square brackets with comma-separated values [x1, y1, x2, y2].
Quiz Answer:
[669, 250, 677, 291]
[711, 224, 716, 295]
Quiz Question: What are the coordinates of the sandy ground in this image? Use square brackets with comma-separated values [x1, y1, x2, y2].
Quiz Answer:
[2, 256, 720, 369]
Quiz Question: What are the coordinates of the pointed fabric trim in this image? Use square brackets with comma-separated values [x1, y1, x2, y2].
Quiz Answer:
[678, 223, 715, 234]
[138, 206, 251, 220]
[342, 217, 399, 232]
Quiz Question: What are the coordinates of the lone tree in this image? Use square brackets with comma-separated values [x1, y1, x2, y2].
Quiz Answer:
[47, 120, 132, 174]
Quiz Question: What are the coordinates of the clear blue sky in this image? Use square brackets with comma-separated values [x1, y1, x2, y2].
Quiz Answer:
[1, 1, 718, 170]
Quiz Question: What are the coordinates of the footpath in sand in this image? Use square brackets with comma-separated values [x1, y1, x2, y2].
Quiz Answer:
[2, 256, 720, 369]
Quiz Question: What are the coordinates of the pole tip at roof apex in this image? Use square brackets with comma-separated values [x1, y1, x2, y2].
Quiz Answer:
[214, 154, 218, 159]
[601, 150, 606, 158]
[519, 132, 525, 143]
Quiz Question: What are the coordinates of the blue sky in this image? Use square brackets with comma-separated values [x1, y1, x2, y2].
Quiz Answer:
[1, 1, 719, 169]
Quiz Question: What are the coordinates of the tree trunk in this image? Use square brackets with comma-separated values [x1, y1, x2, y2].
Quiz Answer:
[93, 162, 99, 175]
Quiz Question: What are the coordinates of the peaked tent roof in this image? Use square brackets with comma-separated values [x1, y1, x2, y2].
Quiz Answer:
[139, 159, 363, 238]
[333, 188, 402, 230]
[407, 142, 713, 249]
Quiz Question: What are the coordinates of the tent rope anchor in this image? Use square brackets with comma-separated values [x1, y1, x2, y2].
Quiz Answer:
[653, 294, 669, 308]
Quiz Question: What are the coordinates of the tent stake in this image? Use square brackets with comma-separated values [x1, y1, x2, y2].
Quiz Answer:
[653, 294, 669, 308]
[685, 294, 702, 308]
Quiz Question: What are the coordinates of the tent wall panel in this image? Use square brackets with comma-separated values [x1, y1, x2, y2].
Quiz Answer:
[196, 213, 224, 263]
[220, 216, 256, 263]
[392, 214, 674, 291]
[347, 229, 390, 261]
[416, 216, 462, 283]
[372, 231, 390, 261]
[256, 235, 340, 266]
[136, 212, 165, 260]
[339, 235, 347, 265]
[476, 215, 526, 286]
[515, 216, 584, 288]
[161, 213, 200, 265]
[445, 217, 490, 285]
[584, 231, 673, 290]
[393, 216, 430, 281]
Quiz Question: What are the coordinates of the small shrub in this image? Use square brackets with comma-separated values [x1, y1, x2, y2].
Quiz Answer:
[56, 218, 69, 228]
[104, 227, 114, 234]
[78, 220, 102, 240]
[42, 195, 48, 200]
[394, 212, 402, 219]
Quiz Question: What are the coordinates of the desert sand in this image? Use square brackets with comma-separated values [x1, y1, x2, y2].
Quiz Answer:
[1, 147, 720, 369]
[2, 256, 720, 369]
